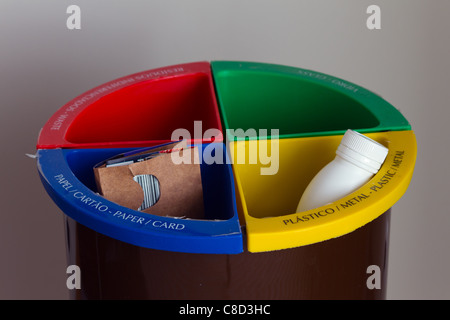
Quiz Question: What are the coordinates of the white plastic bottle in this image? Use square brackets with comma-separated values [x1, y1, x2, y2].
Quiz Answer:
[296, 129, 388, 212]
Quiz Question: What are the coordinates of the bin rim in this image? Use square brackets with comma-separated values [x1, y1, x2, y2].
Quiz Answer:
[211, 60, 411, 141]
[35, 60, 416, 254]
[36, 144, 244, 254]
[36, 61, 221, 149]
[231, 130, 417, 252]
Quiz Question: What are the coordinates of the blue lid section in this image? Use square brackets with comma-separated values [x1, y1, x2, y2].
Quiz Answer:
[37, 144, 243, 254]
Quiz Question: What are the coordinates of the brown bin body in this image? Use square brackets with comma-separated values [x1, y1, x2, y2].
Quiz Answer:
[65, 211, 390, 300]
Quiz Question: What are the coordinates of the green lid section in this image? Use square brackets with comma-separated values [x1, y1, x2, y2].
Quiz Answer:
[211, 61, 410, 140]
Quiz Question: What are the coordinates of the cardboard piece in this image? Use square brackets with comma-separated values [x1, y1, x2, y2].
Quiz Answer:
[94, 143, 205, 219]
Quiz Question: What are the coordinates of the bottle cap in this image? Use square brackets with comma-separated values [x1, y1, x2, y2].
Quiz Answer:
[336, 129, 388, 174]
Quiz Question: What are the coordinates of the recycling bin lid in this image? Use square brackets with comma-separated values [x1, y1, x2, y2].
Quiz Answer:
[35, 60, 417, 254]
[37, 144, 244, 254]
[211, 60, 411, 141]
[37, 61, 223, 149]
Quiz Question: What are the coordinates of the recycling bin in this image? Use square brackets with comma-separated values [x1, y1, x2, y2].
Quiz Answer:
[36, 61, 416, 299]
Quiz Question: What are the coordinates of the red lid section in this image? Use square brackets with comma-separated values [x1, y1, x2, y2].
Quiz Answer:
[37, 62, 223, 149]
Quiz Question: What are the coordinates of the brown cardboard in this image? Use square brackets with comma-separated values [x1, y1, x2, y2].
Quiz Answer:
[94, 146, 205, 219]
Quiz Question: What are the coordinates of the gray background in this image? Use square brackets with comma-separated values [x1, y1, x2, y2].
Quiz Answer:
[1, 0, 448, 299]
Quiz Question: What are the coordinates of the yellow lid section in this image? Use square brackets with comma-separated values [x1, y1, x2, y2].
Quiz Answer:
[229, 130, 417, 252]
